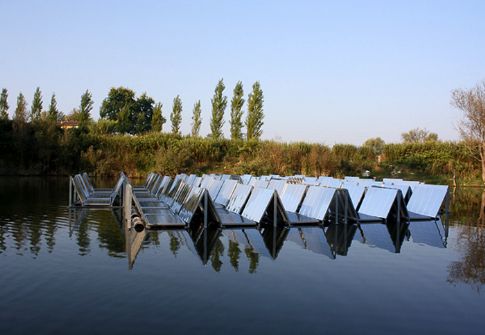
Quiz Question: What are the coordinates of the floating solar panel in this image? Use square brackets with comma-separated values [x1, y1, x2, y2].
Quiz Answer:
[170, 181, 192, 214]
[406, 184, 448, 219]
[240, 174, 252, 185]
[226, 184, 253, 214]
[319, 178, 343, 188]
[165, 178, 182, 202]
[192, 176, 202, 188]
[383, 183, 412, 203]
[241, 188, 275, 222]
[341, 181, 366, 210]
[268, 179, 286, 196]
[304, 177, 318, 184]
[317, 176, 333, 184]
[358, 178, 377, 187]
[241, 189, 289, 225]
[344, 176, 360, 182]
[156, 176, 171, 197]
[333, 188, 359, 222]
[383, 178, 403, 184]
[358, 186, 408, 221]
[178, 188, 221, 228]
[280, 183, 307, 213]
[298, 186, 337, 221]
[185, 174, 197, 187]
[214, 179, 238, 207]
[199, 176, 215, 190]
[207, 179, 224, 200]
[250, 178, 270, 189]
[216, 208, 256, 226]
[159, 176, 173, 199]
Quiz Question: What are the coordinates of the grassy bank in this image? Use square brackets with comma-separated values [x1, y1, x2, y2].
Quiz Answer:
[0, 119, 479, 185]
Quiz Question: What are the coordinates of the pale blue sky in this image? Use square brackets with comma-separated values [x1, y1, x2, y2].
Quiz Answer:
[1, 0, 484, 144]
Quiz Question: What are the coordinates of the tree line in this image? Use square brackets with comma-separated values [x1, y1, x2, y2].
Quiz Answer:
[0, 79, 265, 140]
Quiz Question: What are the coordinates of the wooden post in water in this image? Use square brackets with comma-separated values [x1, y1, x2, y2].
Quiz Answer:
[69, 176, 73, 207]
[124, 183, 132, 230]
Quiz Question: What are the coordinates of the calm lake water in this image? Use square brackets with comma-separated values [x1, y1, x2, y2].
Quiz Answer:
[1, 177, 485, 335]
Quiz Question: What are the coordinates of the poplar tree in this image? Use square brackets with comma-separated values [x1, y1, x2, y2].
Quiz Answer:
[151, 102, 166, 132]
[47, 93, 59, 121]
[246, 81, 264, 141]
[0, 88, 8, 120]
[230, 81, 244, 140]
[210, 79, 227, 139]
[30, 87, 43, 121]
[79, 90, 93, 126]
[171, 95, 182, 135]
[14, 93, 27, 123]
[191, 100, 202, 137]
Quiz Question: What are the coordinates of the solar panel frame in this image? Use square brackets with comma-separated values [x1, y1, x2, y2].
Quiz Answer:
[298, 186, 336, 221]
[406, 184, 448, 218]
[214, 179, 238, 207]
[226, 184, 253, 214]
[281, 183, 307, 213]
[358, 186, 398, 219]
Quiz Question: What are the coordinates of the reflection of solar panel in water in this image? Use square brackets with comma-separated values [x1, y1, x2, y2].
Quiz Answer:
[298, 186, 336, 221]
[207, 179, 224, 200]
[281, 184, 307, 212]
[406, 184, 448, 219]
[268, 179, 286, 196]
[301, 227, 334, 258]
[243, 229, 270, 257]
[359, 223, 396, 252]
[325, 223, 357, 256]
[358, 187, 399, 219]
[214, 179, 238, 206]
[226, 184, 253, 214]
[408, 220, 445, 248]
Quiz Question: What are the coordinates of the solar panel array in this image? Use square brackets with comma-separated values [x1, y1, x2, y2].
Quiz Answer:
[97, 171, 449, 230]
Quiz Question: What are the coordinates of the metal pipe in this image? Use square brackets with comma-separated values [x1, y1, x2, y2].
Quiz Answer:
[132, 216, 145, 232]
